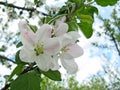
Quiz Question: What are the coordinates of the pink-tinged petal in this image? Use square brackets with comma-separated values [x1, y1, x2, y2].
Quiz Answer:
[55, 23, 68, 36]
[35, 53, 52, 71]
[19, 21, 35, 48]
[20, 48, 35, 63]
[60, 55, 78, 74]
[67, 44, 84, 58]
[36, 24, 52, 43]
[55, 16, 66, 26]
[44, 38, 60, 54]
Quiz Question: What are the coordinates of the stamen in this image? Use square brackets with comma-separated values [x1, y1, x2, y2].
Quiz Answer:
[34, 44, 44, 56]
[61, 46, 69, 52]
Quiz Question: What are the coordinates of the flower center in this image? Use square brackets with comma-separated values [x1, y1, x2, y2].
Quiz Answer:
[61, 46, 69, 52]
[34, 44, 44, 56]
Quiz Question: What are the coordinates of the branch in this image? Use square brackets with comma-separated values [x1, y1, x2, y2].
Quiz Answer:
[1, 83, 10, 90]
[111, 33, 120, 56]
[0, 1, 35, 12]
[0, 1, 49, 16]
[0, 55, 16, 64]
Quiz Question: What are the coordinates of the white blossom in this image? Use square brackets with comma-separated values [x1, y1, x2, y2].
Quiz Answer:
[19, 21, 60, 71]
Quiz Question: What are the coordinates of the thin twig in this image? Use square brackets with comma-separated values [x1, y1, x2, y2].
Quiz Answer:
[1, 83, 10, 90]
[0, 55, 16, 64]
[0, 1, 35, 11]
[0, 1, 49, 16]
[111, 33, 120, 56]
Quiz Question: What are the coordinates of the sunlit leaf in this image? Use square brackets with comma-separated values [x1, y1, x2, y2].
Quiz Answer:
[41, 70, 61, 81]
[78, 14, 93, 24]
[67, 21, 79, 32]
[78, 21, 93, 38]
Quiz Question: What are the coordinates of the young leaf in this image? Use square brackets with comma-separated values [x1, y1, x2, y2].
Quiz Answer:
[95, 0, 118, 6]
[16, 42, 23, 48]
[8, 65, 24, 81]
[15, 50, 26, 65]
[78, 21, 93, 38]
[28, 24, 38, 33]
[78, 14, 93, 24]
[10, 71, 41, 90]
[67, 21, 79, 32]
[87, 6, 98, 16]
[41, 70, 61, 81]
[47, 14, 67, 24]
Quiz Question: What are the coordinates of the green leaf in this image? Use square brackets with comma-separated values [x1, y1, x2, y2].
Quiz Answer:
[8, 65, 24, 81]
[16, 42, 23, 48]
[70, 0, 83, 3]
[67, 21, 79, 32]
[47, 14, 67, 24]
[10, 71, 41, 90]
[75, 6, 97, 22]
[78, 14, 93, 24]
[34, 0, 39, 4]
[41, 70, 61, 81]
[95, 0, 118, 6]
[15, 50, 26, 65]
[28, 24, 38, 33]
[87, 6, 98, 16]
[0, 45, 7, 52]
[78, 22, 93, 38]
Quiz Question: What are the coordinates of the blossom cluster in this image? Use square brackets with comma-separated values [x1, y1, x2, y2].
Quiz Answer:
[18, 20, 83, 74]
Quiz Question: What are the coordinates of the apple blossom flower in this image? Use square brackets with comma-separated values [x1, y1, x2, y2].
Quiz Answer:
[52, 22, 84, 74]
[18, 21, 60, 71]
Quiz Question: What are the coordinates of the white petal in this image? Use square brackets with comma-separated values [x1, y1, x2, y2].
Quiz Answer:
[67, 44, 84, 58]
[35, 24, 52, 43]
[20, 48, 35, 63]
[19, 21, 35, 48]
[44, 38, 60, 54]
[58, 34, 72, 48]
[55, 16, 66, 26]
[50, 55, 60, 70]
[35, 53, 52, 71]
[60, 52, 73, 59]
[67, 31, 80, 43]
[60, 54, 78, 74]
[55, 23, 68, 36]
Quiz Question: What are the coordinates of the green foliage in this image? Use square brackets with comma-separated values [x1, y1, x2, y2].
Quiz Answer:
[16, 42, 23, 48]
[8, 65, 24, 81]
[28, 24, 38, 33]
[67, 21, 79, 32]
[10, 71, 41, 90]
[78, 22, 93, 38]
[95, 0, 118, 6]
[15, 50, 26, 65]
[41, 69, 61, 81]
[0, 45, 7, 52]
[40, 77, 65, 90]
